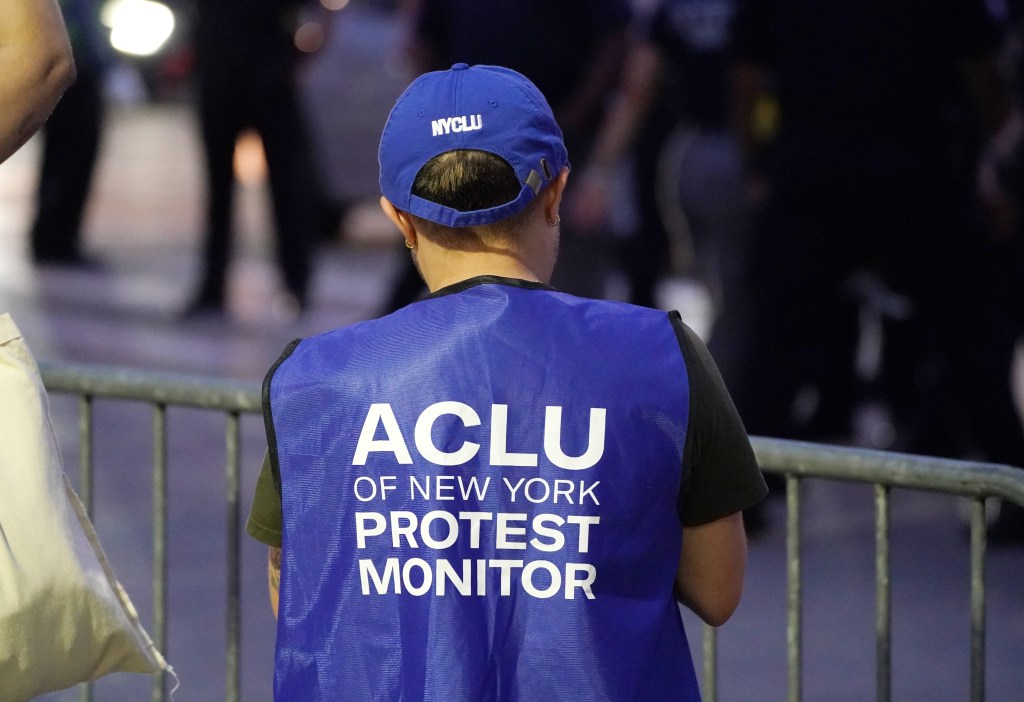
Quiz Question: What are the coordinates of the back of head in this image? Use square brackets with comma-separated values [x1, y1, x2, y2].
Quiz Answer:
[412, 150, 520, 215]
[378, 63, 570, 233]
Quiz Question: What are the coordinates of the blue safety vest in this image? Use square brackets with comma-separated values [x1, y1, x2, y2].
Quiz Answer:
[265, 278, 700, 701]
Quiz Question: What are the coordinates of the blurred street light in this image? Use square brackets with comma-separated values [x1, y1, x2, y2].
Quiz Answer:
[101, 0, 176, 57]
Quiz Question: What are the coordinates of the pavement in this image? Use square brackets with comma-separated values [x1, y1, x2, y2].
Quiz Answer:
[2, 4, 1022, 701]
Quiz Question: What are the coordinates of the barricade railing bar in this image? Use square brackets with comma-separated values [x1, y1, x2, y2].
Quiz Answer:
[38, 362, 1024, 702]
[730, 439, 1024, 702]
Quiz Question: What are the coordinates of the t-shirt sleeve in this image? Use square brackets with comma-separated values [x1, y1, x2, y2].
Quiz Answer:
[671, 313, 768, 526]
[246, 450, 283, 547]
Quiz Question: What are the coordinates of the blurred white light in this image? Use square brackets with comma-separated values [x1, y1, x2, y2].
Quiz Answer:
[101, 0, 175, 57]
[321, 0, 349, 10]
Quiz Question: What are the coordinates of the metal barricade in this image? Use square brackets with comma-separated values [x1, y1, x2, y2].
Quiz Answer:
[700, 439, 1024, 702]
[40, 362, 263, 702]
[38, 362, 1024, 702]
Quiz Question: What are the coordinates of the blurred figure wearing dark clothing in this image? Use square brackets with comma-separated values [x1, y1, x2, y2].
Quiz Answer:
[572, 0, 750, 383]
[980, 0, 1024, 542]
[576, 0, 747, 302]
[726, 0, 1024, 487]
[30, 0, 105, 267]
[186, 0, 321, 316]
[380, 0, 632, 313]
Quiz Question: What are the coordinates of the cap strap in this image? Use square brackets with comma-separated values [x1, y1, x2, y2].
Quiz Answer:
[525, 169, 544, 194]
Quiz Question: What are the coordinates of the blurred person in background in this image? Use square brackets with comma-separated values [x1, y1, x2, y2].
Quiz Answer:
[977, 0, 1024, 541]
[571, 0, 750, 381]
[29, 0, 107, 268]
[379, 0, 633, 314]
[725, 0, 1024, 542]
[0, 0, 75, 163]
[183, 0, 328, 319]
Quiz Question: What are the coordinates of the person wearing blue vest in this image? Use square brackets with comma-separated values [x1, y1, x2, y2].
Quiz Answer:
[246, 62, 768, 701]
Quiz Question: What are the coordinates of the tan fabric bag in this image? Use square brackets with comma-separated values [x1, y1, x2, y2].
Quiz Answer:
[0, 313, 174, 701]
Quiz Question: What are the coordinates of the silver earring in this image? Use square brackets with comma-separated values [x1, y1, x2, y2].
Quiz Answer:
[547, 214, 561, 226]
[404, 239, 415, 250]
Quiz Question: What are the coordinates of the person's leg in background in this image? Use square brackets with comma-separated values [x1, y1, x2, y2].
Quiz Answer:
[673, 128, 751, 383]
[30, 67, 104, 266]
[619, 112, 676, 309]
[254, 70, 316, 312]
[186, 71, 242, 314]
[877, 177, 1024, 542]
[980, 243, 1024, 542]
[719, 175, 860, 443]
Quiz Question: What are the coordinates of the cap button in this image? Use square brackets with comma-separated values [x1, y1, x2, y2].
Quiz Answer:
[451, 62, 469, 70]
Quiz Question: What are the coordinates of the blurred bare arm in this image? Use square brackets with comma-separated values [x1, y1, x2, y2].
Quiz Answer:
[558, 29, 630, 136]
[959, 52, 1023, 240]
[268, 546, 281, 619]
[0, 0, 76, 163]
[675, 511, 748, 627]
[571, 41, 664, 232]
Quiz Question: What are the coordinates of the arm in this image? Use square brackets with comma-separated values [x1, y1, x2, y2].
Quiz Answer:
[588, 42, 664, 173]
[268, 546, 282, 619]
[671, 316, 765, 626]
[959, 52, 1024, 240]
[570, 40, 664, 232]
[0, 0, 76, 163]
[675, 511, 748, 627]
[558, 28, 630, 136]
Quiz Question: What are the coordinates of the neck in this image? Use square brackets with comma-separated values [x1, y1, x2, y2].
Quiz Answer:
[419, 250, 543, 292]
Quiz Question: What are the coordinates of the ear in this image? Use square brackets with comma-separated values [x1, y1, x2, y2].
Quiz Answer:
[544, 167, 571, 223]
[380, 196, 417, 248]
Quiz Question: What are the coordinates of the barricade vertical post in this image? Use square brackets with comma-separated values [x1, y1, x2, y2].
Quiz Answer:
[226, 412, 242, 702]
[969, 497, 986, 702]
[79, 394, 95, 702]
[702, 622, 717, 702]
[786, 475, 802, 702]
[78, 395, 94, 516]
[875, 485, 891, 702]
[153, 404, 169, 702]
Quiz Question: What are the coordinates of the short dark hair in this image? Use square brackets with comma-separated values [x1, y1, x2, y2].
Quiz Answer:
[412, 149, 521, 211]
[410, 150, 540, 245]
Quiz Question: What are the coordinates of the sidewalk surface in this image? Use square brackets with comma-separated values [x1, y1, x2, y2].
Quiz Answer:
[2, 5, 1022, 701]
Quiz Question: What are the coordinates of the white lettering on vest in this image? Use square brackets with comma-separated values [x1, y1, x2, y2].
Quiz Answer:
[352, 402, 606, 470]
[409, 474, 491, 501]
[353, 404, 413, 465]
[544, 406, 606, 470]
[414, 401, 481, 465]
[358, 557, 597, 599]
[356, 509, 598, 553]
[490, 404, 538, 466]
[503, 477, 601, 505]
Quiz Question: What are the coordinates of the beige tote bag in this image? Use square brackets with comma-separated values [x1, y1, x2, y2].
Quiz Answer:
[0, 313, 174, 701]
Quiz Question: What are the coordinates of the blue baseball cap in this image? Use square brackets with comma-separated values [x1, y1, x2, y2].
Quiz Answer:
[378, 63, 570, 228]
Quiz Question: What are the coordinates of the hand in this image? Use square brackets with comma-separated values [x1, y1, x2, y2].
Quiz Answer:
[568, 169, 613, 235]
